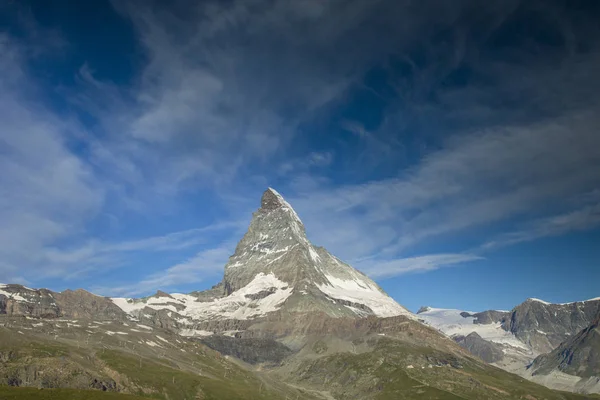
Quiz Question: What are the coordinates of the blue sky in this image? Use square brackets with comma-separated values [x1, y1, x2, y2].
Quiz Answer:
[1, 0, 599, 312]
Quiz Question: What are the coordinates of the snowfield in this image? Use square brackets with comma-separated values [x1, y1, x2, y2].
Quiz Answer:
[417, 308, 530, 351]
[112, 272, 293, 322]
[317, 273, 413, 318]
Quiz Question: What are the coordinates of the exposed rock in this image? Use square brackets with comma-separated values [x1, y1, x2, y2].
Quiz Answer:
[504, 298, 600, 354]
[472, 310, 510, 325]
[530, 313, 600, 379]
[53, 289, 127, 321]
[454, 332, 504, 363]
[198, 335, 294, 365]
[245, 287, 277, 300]
[155, 290, 174, 298]
[0, 285, 60, 318]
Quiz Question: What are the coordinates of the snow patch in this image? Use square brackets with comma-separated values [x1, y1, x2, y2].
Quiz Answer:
[0, 288, 29, 302]
[528, 298, 551, 305]
[116, 273, 293, 322]
[317, 273, 412, 318]
[156, 335, 170, 344]
[180, 329, 213, 337]
[136, 324, 153, 330]
[418, 308, 529, 351]
[308, 247, 321, 262]
[105, 331, 128, 336]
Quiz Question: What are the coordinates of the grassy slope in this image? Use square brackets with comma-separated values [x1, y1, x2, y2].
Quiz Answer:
[0, 386, 146, 400]
[0, 323, 310, 400]
[3, 319, 599, 400]
[288, 337, 600, 400]
[99, 349, 282, 400]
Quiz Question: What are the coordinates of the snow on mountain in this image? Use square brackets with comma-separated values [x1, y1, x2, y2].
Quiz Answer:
[416, 307, 528, 350]
[111, 188, 412, 325]
[317, 272, 406, 317]
[528, 298, 551, 305]
[112, 272, 293, 321]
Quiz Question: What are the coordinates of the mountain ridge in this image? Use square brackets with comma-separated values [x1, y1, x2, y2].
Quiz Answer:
[108, 188, 412, 333]
[1, 188, 599, 397]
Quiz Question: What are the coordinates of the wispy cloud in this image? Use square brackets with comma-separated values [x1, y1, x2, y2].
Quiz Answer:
[481, 201, 600, 251]
[289, 110, 600, 270]
[358, 254, 483, 279]
[0, 34, 104, 279]
[93, 244, 234, 297]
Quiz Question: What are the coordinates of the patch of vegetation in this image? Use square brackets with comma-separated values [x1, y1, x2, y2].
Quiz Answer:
[99, 349, 284, 400]
[312, 340, 328, 354]
[0, 386, 145, 399]
[199, 335, 294, 364]
[292, 337, 600, 400]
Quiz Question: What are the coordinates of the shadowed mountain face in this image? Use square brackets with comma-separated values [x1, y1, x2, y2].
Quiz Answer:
[531, 313, 600, 379]
[454, 332, 504, 363]
[417, 298, 600, 394]
[505, 299, 600, 354]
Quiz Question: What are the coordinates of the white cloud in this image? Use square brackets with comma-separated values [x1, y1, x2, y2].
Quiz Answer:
[0, 35, 104, 277]
[94, 244, 234, 297]
[481, 201, 600, 251]
[288, 110, 600, 266]
[358, 254, 483, 278]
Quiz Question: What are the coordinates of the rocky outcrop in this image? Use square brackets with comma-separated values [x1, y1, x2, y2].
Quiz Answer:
[136, 307, 187, 330]
[504, 298, 600, 354]
[454, 332, 504, 363]
[0, 284, 128, 321]
[0, 285, 60, 318]
[473, 310, 510, 325]
[199, 335, 294, 365]
[530, 313, 600, 379]
[53, 289, 127, 321]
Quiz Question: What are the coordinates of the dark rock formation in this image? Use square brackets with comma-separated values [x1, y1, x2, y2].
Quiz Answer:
[531, 313, 600, 378]
[454, 332, 504, 363]
[504, 298, 600, 353]
[199, 335, 294, 365]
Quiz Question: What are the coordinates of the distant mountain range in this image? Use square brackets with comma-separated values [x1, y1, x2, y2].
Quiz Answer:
[1, 188, 598, 399]
[417, 296, 600, 393]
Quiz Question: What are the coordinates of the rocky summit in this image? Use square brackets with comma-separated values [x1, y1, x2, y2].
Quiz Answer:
[110, 188, 411, 334]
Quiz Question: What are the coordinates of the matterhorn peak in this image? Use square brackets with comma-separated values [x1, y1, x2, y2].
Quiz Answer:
[218, 187, 412, 318]
[260, 187, 287, 211]
[258, 187, 305, 230]
[111, 187, 413, 330]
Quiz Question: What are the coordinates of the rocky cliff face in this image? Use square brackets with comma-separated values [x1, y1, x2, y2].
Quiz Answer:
[417, 297, 600, 395]
[0, 284, 61, 318]
[454, 332, 505, 363]
[503, 298, 600, 354]
[0, 284, 128, 321]
[531, 313, 600, 379]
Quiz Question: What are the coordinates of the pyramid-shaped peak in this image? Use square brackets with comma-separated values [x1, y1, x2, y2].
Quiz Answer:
[261, 188, 287, 211]
[260, 188, 303, 224]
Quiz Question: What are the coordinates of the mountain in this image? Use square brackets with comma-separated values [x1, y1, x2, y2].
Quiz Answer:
[417, 297, 600, 393]
[416, 306, 533, 373]
[2, 188, 599, 399]
[0, 284, 127, 321]
[507, 298, 600, 354]
[528, 313, 600, 393]
[110, 188, 411, 335]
